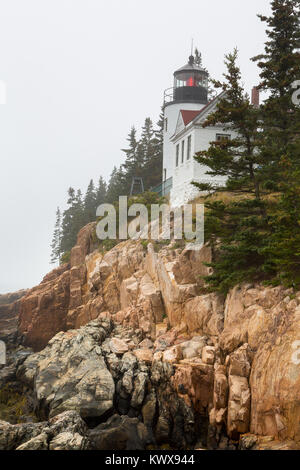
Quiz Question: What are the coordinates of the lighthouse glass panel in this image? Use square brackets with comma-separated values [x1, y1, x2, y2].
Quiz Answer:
[175, 72, 208, 89]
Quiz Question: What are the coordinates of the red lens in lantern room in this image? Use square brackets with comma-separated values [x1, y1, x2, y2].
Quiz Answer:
[187, 76, 195, 87]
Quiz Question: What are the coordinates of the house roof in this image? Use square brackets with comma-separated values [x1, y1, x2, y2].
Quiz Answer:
[172, 91, 227, 142]
[180, 109, 202, 126]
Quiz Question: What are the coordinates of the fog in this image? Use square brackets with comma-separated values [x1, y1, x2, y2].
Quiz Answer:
[0, 0, 271, 293]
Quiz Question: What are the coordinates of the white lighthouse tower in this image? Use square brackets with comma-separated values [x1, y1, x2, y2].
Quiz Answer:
[161, 53, 254, 207]
[162, 53, 209, 186]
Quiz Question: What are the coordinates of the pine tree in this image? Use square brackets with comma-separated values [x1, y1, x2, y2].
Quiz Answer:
[106, 166, 126, 203]
[249, 0, 300, 287]
[145, 112, 163, 189]
[96, 176, 107, 208]
[50, 207, 62, 265]
[84, 179, 97, 224]
[193, 49, 269, 292]
[252, 0, 300, 188]
[194, 49, 262, 199]
[194, 48, 202, 67]
[261, 153, 300, 286]
[60, 187, 85, 254]
[139, 118, 155, 187]
[60, 187, 76, 254]
[155, 107, 164, 149]
[121, 127, 139, 194]
[73, 189, 85, 235]
[195, 2, 300, 292]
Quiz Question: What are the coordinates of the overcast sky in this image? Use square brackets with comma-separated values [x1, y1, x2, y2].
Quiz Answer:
[0, 0, 271, 294]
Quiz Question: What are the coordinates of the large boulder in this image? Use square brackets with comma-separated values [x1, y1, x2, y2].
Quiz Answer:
[184, 294, 224, 337]
[145, 244, 198, 326]
[17, 319, 115, 419]
[172, 244, 212, 286]
[88, 414, 149, 450]
[0, 410, 89, 451]
[0, 420, 46, 450]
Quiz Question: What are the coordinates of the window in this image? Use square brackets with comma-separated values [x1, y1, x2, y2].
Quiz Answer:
[187, 135, 192, 160]
[176, 144, 179, 167]
[216, 134, 231, 142]
[174, 72, 208, 89]
[165, 118, 168, 132]
[163, 169, 167, 181]
[181, 140, 185, 163]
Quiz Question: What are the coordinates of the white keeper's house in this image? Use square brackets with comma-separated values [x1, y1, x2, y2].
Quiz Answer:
[160, 53, 259, 207]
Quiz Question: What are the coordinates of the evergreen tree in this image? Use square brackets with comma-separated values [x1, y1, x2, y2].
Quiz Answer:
[73, 189, 85, 234]
[252, 0, 300, 188]
[249, 0, 300, 286]
[194, 48, 202, 67]
[194, 1, 300, 292]
[194, 49, 262, 199]
[261, 154, 300, 286]
[96, 176, 107, 208]
[84, 179, 97, 224]
[50, 207, 62, 265]
[121, 127, 138, 187]
[60, 187, 84, 254]
[106, 166, 126, 203]
[139, 118, 155, 187]
[145, 113, 163, 188]
[60, 187, 76, 254]
[52, 112, 165, 258]
[155, 107, 164, 149]
[193, 50, 269, 292]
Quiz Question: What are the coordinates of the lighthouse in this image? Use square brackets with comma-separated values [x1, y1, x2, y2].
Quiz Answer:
[161, 52, 237, 207]
[162, 53, 209, 186]
[161, 53, 258, 207]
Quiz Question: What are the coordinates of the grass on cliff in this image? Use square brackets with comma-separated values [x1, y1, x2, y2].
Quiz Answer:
[0, 385, 36, 424]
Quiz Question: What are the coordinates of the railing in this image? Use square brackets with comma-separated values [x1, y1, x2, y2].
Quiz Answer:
[151, 177, 173, 197]
[163, 87, 174, 104]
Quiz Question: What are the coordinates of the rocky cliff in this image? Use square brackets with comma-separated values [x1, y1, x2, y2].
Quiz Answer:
[0, 224, 299, 450]
[0, 289, 28, 344]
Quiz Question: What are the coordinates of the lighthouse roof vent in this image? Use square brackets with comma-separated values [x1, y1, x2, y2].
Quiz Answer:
[174, 54, 208, 76]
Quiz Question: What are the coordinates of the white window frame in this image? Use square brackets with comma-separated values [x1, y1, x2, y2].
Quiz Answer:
[187, 135, 192, 160]
[181, 139, 185, 164]
[176, 144, 179, 167]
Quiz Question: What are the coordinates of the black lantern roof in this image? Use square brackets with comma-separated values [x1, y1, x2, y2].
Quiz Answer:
[174, 55, 208, 76]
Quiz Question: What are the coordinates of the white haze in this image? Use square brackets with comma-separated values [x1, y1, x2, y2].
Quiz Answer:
[0, 0, 271, 293]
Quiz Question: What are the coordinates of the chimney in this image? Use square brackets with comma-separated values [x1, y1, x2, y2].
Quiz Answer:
[251, 87, 260, 107]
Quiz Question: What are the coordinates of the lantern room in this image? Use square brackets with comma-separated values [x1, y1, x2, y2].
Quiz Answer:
[173, 55, 209, 104]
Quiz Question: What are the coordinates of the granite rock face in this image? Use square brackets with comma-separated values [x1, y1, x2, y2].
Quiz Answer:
[18, 223, 96, 351]
[0, 289, 27, 344]
[17, 318, 115, 419]
[0, 411, 88, 450]
[2, 232, 299, 450]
